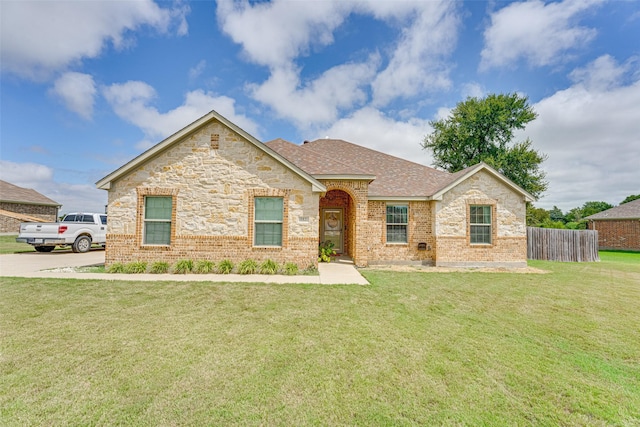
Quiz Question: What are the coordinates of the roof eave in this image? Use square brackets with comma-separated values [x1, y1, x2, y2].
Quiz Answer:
[368, 196, 433, 201]
[0, 199, 61, 207]
[314, 174, 376, 181]
[587, 216, 640, 221]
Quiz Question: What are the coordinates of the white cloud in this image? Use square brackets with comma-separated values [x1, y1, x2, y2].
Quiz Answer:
[189, 60, 207, 80]
[318, 107, 433, 166]
[568, 54, 631, 90]
[103, 81, 261, 149]
[217, 0, 460, 126]
[50, 72, 97, 120]
[370, 2, 459, 106]
[460, 82, 485, 99]
[216, 0, 348, 68]
[0, 0, 189, 79]
[0, 160, 107, 214]
[251, 59, 379, 127]
[481, 0, 603, 70]
[523, 55, 640, 210]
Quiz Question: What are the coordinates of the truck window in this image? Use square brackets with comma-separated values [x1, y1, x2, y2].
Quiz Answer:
[100, 215, 107, 225]
[63, 215, 76, 222]
[82, 215, 95, 223]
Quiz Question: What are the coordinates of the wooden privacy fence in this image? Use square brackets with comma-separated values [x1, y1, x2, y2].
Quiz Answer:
[527, 227, 600, 262]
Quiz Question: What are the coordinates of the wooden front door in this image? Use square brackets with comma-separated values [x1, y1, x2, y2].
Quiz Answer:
[321, 208, 343, 254]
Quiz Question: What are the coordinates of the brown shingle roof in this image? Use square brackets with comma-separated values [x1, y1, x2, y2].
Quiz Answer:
[0, 180, 60, 206]
[265, 139, 372, 176]
[585, 198, 640, 220]
[267, 138, 452, 197]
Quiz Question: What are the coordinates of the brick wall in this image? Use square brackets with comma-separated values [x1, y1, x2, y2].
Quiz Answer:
[0, 202, 58, 233]
[366, 200, 436, 265]
[435, 236, 527, 267]
[588, 219, 640, 251]
[106, 234, 317, 268]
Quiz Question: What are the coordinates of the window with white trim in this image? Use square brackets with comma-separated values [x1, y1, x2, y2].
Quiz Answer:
[144, 196, 172, 245]
[386, 204, 408, 243]
[254, 197, 283, 246]
[470, 205, 492, 244]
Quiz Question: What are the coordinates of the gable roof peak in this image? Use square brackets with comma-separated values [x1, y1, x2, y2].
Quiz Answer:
[96, 110, 325, 192]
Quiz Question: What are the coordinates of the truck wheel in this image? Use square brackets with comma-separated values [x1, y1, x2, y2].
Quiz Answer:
[35, 246, 55, 253]
[73, 236, 92, 253]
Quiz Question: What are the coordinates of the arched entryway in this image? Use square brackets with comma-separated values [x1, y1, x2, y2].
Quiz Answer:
[319, 189, 354, 256]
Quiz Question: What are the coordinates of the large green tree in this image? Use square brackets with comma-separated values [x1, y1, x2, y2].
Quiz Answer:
[423, 93, 548, 199]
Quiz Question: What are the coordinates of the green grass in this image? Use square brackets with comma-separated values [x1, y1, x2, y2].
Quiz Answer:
[1, 255, 639, 425]
[0, 235, 34, 254]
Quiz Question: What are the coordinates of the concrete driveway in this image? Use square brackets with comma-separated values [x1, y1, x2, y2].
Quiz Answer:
[0, 249, 105, 277]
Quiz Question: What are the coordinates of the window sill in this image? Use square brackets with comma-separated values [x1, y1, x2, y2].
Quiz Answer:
[140, 244, 172, 250]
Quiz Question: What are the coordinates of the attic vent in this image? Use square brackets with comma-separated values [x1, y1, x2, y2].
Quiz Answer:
[210, 134, 220, 149]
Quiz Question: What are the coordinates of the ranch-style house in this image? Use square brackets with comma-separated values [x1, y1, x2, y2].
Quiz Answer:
[97, 110, 534, 268]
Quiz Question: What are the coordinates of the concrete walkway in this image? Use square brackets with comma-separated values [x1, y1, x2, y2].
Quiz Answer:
[0, 251, 369, 285]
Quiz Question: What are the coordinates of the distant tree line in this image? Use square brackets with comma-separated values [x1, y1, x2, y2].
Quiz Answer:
[527, 195, 640, 229]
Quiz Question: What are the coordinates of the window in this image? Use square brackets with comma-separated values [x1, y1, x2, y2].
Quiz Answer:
[144, 196, 172, 245]
[386, 205, 408, 243]
[254, 197, 283, 246]
[470, 205, 492, 244]
[81, 215, 95, 223]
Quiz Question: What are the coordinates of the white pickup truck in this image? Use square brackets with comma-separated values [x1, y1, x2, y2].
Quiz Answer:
[16, 213, 107, 253]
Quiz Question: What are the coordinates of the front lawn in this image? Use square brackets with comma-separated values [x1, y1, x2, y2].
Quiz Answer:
[1, 255, 639, 425]
[0, 235, 34, 254]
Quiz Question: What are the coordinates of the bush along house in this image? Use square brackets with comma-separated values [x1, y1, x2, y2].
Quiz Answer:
[96, 110, 535, 269]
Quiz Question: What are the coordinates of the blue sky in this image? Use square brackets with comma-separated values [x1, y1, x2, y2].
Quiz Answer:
[1, 0, 639, 214]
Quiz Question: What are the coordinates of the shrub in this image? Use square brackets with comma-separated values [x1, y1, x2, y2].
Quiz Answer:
[260, 259, 280, 275]
[124, 261, 147, 274]
[173, 259, 194, 274]
[283, 262, 299, 276]
[238, 259, 258, 275]
[149, 261, 170, 274]
[217, 259, 234, 274]
[193, 260, 216, 274]
[107, 262, 126, 273]
[318, 240, 336, 262]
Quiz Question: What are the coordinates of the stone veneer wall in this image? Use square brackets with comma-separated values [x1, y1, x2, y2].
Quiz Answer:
[105, 120, 320, 268]
[588, 219, 640, 251]
[366, 200, 436, 265]
[0, 202, 58, 233]
[435, 170, 527, 267]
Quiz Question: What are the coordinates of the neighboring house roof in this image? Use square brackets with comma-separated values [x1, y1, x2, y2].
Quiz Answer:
[268, 138, 535, 201]
[96, 111, 326, 193]
[0, 180, 60, 207]
[585, 199, 640, 220]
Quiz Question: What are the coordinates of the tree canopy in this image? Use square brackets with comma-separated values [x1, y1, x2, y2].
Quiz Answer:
[422, 93, 548, 199]
[621, 194, 640, 204]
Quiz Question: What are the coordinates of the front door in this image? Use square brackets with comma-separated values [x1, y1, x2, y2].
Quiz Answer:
[321, 208, 343, 254]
